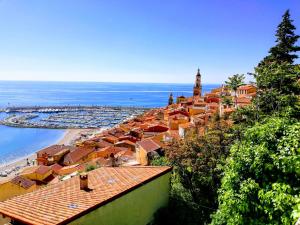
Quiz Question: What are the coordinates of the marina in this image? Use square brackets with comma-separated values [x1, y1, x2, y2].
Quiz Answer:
[0, 106, 149, 129]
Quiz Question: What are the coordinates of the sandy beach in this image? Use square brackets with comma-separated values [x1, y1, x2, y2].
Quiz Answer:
[0, 128, 97, 181]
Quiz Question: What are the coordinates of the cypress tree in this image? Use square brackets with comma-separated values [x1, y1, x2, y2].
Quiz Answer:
[168, 93, 174, 105]
[253, 10, 300, 117]
[260, 10, 300, 66]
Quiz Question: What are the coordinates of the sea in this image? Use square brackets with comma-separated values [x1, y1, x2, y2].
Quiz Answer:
[0, 81, 218, 165]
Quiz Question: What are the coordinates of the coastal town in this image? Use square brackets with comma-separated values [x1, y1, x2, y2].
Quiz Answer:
[0, 2, 298, 224]
[0, 69, 256, 224]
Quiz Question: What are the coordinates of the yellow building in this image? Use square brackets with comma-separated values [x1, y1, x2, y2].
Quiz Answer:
[20, 165, 52, 182]
[176, 95, 186, 104]
[236, 84, 256, 96]
[178, 122, 196, 138]
[168, 114, 189, 130]
[136, 138, 162, 166]
[0, 176, 36, 201]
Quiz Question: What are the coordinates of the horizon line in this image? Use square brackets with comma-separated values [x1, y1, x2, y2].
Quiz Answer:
[0, 79, 223, 85]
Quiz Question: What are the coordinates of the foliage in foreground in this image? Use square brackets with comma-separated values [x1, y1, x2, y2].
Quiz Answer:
[211, 117, 300, 225]
[151, 116, 233, 225]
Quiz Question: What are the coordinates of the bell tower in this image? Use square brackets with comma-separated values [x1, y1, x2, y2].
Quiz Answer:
[193, 68, 202, 97]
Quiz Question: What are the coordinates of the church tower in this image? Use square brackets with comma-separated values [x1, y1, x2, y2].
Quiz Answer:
[193, 68, 202, 97]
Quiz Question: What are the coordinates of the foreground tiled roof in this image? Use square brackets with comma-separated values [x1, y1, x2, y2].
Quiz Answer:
[0, 166, 171, 225]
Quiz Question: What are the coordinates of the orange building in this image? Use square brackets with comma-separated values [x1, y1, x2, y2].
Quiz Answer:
[136, 138, 163, 165]
[237, 84, 256, 96]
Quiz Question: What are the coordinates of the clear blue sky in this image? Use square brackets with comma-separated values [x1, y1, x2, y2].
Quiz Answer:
[0, 0, 299, 84]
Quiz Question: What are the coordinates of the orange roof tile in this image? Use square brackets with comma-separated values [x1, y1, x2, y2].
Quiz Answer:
[137, 139, 161, 153]
[21, 165, 51, 176]
[0, 166, 172, 225]
[63, 147, 95, 165]
[58, 164, 85, 176]
[95, 146, 127, 157]
[37, 145, 74, 157]
[237, 84, 256, 90]
[237, 97, 252, 104]
[10, 176, 36, 189]
[179, 122, 194, 129]
[50, 163, 63, 174]
[223, 108, 235, 113]
[97, 140, 113, 148]
[115, 139, 136, 146]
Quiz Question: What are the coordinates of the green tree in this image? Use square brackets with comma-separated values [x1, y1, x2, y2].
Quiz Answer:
[85, 164, 96, 172]
[225, 74, 245, 108]
[168, 93, 174, 105]
[249, 10, 300, 119]
[151, 115, 233, 225]
[253, 62, 300, 117]
[221, 96, 233, 108]
[211, 118, 300, 225]
[260, 10, 300, 66]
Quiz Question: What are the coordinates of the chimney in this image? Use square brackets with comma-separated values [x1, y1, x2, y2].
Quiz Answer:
[79, 173, 88, 191]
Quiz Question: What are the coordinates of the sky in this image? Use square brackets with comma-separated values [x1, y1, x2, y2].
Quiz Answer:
[0, 0, 299, 84]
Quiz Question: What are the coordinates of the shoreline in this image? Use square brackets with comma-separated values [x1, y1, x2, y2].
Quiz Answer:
[0, 128, 96, 180]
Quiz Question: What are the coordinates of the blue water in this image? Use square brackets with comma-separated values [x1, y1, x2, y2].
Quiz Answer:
[0, 81, 217, 107]
[0, 127, 64, 165]
[0, 81, 218, 164]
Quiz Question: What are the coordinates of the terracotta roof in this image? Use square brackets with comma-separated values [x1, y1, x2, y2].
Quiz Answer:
[37, 145, 73, 157]
[237, 85, 256, 90]
[36, 165, 52, 175]
[168, 110, 189, 117]
[108, 130, 124, 138]
[137, 139, 161, 152]
[207, 102, 219, 106]
[169, 114, 189, 120]
[115, 139, 136, 146]
[0, 166, 172, 225]
[10, 176, 36, 189]
[179, 122, 194, 129]
[63, 147, 95, 165]
[103, 135, 119, 143]
[50, 163, 63, 174]
[144, 124, 169, 132]
[118, 135, 138, 143]
[97, 140, 113, 148]
[58, 164, 85, 176]
[21, 165, 52, 176]
[193, 102, 206, 107]
[114, 149, 134, 158]
[237, 97, 252, 104]
[223, 108, 235, 113]
[95, 146, 127, 157]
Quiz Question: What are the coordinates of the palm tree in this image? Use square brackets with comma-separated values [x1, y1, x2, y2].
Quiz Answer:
[221, 96, 233, 108]
[225, 74, 245, 108]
